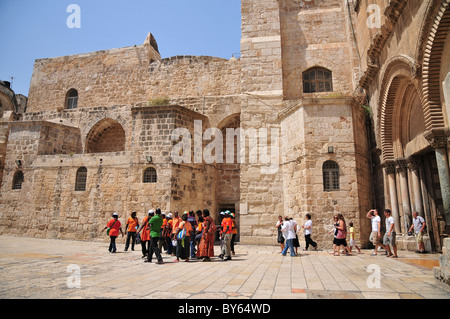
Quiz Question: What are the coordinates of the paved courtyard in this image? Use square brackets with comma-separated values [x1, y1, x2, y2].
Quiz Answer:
[0, 235, 449, 299]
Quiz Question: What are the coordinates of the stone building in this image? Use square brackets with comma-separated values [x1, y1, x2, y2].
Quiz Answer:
[0, 0, 448, 251]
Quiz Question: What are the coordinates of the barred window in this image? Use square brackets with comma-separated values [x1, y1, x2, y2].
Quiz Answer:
[323, 161, 340, 191]
[12, 171, 24, 190]
[75, 167, 87, 191]
[66, 89, 78, 109]
[303, 67, 333, 93]
[143, 167, 157, 183]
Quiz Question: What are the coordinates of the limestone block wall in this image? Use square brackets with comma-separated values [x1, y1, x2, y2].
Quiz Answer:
[434, 237, 450, 291]
[241, 0, 283, 94]
[0, 103, 230, 240]
[280, 97, 371, 248]
[27, 44, 242, 116]
[279, 0, 355, 99]
[27, 42, 160, 112]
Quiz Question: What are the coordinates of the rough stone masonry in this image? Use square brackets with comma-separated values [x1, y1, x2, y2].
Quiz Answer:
[0, 0, 449, 258]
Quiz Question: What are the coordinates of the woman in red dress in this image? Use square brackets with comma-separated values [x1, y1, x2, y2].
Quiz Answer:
[198, 209, 216, 261]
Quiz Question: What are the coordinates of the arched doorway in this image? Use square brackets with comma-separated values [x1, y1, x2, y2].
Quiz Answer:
[380, 61, 447, 252]
[216, 113, 241, 242]
[85, 118, 126, 153]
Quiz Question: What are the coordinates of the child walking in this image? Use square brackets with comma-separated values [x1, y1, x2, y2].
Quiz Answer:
[348, 221, 362, 254]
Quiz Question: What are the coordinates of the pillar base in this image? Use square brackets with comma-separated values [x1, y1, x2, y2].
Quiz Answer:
[395, 233, 434, 252]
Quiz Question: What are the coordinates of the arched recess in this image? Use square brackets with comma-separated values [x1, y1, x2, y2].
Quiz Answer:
[391, 80, 426, 158]
[85, 118, 126, 153]
[216, 113, 241, 240]
[417, 0, 450, 130]
[379, 56, 422, 161]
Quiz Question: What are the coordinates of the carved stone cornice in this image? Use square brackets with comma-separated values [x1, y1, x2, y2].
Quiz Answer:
[357, 0, 409, 90]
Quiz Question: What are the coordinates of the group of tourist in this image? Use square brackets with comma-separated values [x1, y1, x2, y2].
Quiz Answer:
[102, 209, 238, 264]
[367, 208, 427, 256]
[275, 214, 318, 257]
[276, 208, 427, 257]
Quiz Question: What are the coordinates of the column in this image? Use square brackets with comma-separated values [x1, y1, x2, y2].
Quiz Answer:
[407, 158, 424, 217]
[385, 161, 401, 233]
[425, 129, 450, 235]
[396, 159, 412, 233]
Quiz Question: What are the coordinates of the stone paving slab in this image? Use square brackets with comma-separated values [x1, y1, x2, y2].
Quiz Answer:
[0, 235, 449, 300]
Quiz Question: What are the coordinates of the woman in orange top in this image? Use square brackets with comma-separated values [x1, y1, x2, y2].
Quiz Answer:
[137, 210, 154, 258]
[102, 213, 124, 253]
[174, 213, 193, 262]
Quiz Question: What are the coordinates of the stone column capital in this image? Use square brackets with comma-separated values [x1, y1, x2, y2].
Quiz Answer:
[383, 160, 397, 175]
[407, 158, 422, 172]
[395, 158, 409, 173]
[424, 129, 450, 149]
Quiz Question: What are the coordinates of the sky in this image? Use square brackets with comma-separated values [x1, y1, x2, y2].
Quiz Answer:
[0, 0, 242, 96]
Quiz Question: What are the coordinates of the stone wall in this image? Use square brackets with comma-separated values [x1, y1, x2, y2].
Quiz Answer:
[280, 97, 372, 248]
[279, 0, 355, 99]
[27, 42, 241, 116]
[435, 237, 450, 291]
[0, 0, 379, 249]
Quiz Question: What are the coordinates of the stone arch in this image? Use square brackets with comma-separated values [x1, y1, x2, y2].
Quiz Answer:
[417, 0, 450, 130]
[217, 113, 241, 164]
[391, 81, 426, 158]
[215, 113, 241, 239]
[379, 56, 421, 161]
[85, 118, 126, 153]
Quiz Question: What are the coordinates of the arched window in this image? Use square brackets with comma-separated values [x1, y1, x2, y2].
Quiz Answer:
[75, 167, 87, 191]
[143, 167, 157, 183]
[303, 67, 333, 93]
[66, 89, 78, 109]
[12, 171, 24, 190]
[323, 161, 339, 191]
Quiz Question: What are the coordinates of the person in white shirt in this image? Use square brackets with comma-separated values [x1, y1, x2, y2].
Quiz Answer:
[302, 214, 317, 251]
[290, 218, 300, 255]
[383, 209, 398, 258]
[281, 217, 297, 257]
[367, 209, 381, 256]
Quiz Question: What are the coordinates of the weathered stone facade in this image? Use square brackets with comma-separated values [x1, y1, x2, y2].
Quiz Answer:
[0, 0, 448, 251]
[353, 0, 450, 252]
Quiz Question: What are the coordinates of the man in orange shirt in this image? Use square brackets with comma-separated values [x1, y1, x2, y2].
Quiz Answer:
[125, 211, 139, 251]
[102, 213, 124, 253]
[221, 211, 233, 261]
[171, 211, 181, 256]
[137, 210, 154, 258]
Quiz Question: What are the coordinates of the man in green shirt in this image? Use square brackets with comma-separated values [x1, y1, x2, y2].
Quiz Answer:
[145, 208, 164, 264]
